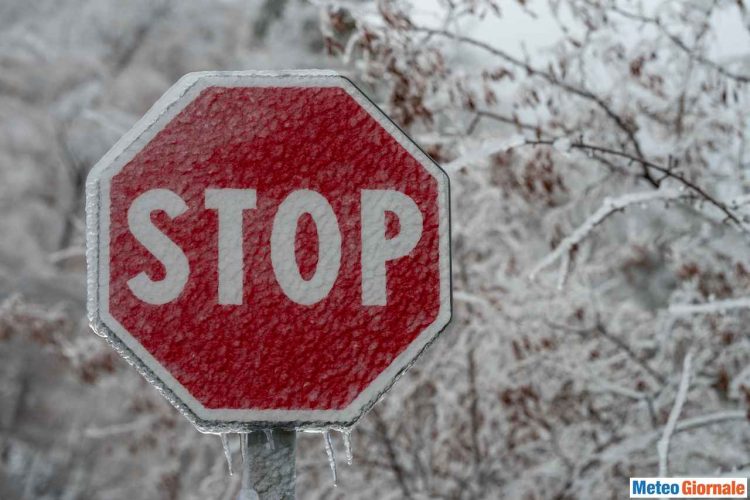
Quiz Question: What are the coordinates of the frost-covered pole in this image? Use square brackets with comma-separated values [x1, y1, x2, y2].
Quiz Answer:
[239, 430, 296, 500]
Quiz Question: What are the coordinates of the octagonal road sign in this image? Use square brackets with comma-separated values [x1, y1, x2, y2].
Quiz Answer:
[86, 71, 452, 432]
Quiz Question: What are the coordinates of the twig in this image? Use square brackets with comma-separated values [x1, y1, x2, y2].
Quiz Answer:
[372, 407, 412, 499]
[413, 26, 659, 185]
[594, 323, 667, 387]
[443, 134, 525, 171]
[83, 415, 159, 438]
[550, 320, 667, 386]
[596, 410, 746, 466]
[529, 188, 687, 282]
[657, 350, 694, 476]
[524, 139, 743, 227]
[674, 410, 747, 433]
[472, 110, 543, 135]
[467, 348, 484, 490]
[669, 297, 750, 315]
[609, 3, 750, 84]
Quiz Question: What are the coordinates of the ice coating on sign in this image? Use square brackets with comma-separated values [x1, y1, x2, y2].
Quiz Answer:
[86, 72, 451, 430]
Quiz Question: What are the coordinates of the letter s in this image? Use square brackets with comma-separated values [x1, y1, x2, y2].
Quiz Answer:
[126, 189, 189, 305]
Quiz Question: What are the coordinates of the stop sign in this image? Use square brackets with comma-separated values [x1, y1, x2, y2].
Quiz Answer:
[86, 71, 451, 431]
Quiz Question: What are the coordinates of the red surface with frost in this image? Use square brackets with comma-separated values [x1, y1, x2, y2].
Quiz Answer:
[108, 86, 440, 410]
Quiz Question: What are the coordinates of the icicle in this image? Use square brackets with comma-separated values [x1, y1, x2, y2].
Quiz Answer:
[240, 433, 248, 463]
[220, 433, 234, 475]
[323, 431, 337, 486]
[264, 429, 275, 450]
[341, 429, 353, 466]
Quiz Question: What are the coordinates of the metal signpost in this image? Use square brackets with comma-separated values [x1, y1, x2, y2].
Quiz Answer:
[86, 71, 451, 498]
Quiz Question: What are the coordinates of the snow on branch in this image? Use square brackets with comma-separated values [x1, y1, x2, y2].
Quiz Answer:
[529, 189, 685, 286]
[443, 134, 525, 172]
[598, 409, 747, 466]
[669, 297, 750, 315]
[83, 415, 160, 439]
[518, 139, 746, 228]
[657, 350, 693, 477]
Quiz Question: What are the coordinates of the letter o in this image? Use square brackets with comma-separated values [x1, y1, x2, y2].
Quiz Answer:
[271, 190, 341, 305]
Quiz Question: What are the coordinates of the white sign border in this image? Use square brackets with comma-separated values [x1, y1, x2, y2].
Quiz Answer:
[86, 70, 452, 432]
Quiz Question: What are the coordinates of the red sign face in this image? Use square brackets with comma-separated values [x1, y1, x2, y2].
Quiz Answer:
[86, 72, 451, 431]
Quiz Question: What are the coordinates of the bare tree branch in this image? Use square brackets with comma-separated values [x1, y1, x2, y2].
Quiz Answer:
[413, 26, 660, 185]
[522, 139, 744, 227]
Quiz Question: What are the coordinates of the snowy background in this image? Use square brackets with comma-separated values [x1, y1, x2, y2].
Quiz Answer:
[2, 0, 750, 498]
